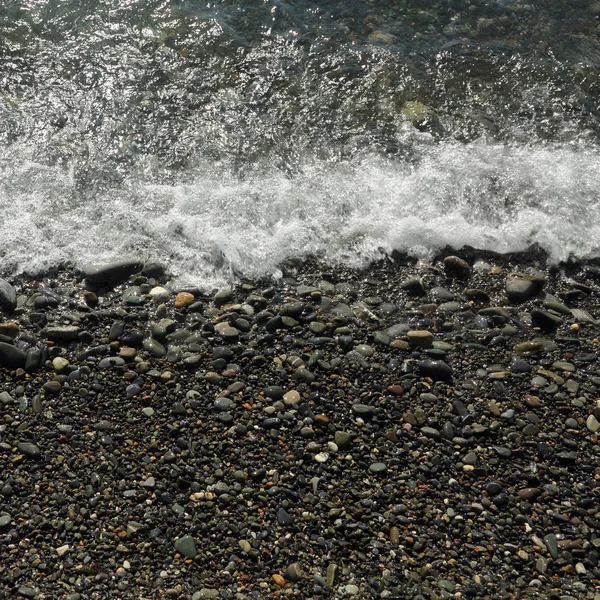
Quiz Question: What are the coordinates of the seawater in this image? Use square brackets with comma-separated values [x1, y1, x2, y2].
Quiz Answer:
[1, 0, 599, 287]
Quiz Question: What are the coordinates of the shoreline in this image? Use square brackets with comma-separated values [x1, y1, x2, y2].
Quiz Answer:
[1, 249, 599, 599]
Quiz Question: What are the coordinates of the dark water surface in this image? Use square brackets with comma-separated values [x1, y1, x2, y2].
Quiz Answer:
[1, 0, 599, 285]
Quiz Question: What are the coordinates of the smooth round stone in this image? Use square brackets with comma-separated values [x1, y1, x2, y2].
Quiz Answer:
[18, 442, 41, 458]
[587, 414, 600, 432]
[99, 357, 126, 368]
[52, 357, 69, 372]
[369, 462, 387, 474]
[352, 404, 374, 419]
[514, 341, 544, 356]
[294, 369, 315, 383]
[334, 431, 351, 448]
[283, 390, 300, 406]
[390, 339, 409, 350]
[438, 301, 462, 313]
[345, 584, 360, 595]
[264, 385, 284, 399]
[315, 452, 329, 463]
[418, 360, 452, 382]
[174, 292, 194, 308]
[284, 563, 303, 582]
[0, 514, 11, 528]
[309, 321, 327, 334]
[531, 376, 547, 388]
[221, 327, 239, 339]
[149, 286, 170, 302]
[506, 275, 545, 303]
[142, 407, 155, 417]
[354, 344, 374, 357]
[442, 422, 455, 440]
[552, 361, 575, 372]
[400, 278, 426, 296]
[43, 380, 62, 395]
[444, 255, 470, 279]
[421, 427, 441, 440]
[280, 302, 304, 317]
[214, 398, 234, 411]
[511, 360, 532, 373]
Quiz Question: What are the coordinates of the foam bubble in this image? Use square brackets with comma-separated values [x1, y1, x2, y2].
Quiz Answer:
[1, 138, 599, 287]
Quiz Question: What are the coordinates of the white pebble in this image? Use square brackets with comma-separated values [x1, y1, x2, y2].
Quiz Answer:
[315, 452, 329, 463]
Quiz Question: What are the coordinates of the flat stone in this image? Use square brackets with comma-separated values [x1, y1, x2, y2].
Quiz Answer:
[552, 361, 575, 372]
[352, 404, 374, 419]
[514, 341, 544, 356]
[84, 260, 143, 285]
[421, 427, 441, 440]
[544, 533, 558, 559]
[193, 589, 219, 599]
[174, 535, 197, 558]
[369, 462, 387, 474]
[408, 330, 433, 348]
[506, 274, 545, 303]
[277, 508, 294, 526]
[18, 442, 41, 458]
[46, 326, 79, 341]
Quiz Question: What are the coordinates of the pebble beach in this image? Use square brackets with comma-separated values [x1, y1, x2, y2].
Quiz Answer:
[1, 250, 600, 600]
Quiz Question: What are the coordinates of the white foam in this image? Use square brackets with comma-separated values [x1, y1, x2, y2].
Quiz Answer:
[1, 137, 599, 288]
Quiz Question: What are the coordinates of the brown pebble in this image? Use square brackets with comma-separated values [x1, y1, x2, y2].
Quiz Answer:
[119, 347, 137, 361]
[174, 292, 195, 308]
[517, 487, 542, 500]
[313, 414, 329, 426]
[417, 304, 438, 314]
[407, 330, 433, 348]
[83, 291, 98, 307]
[0, 322, 19, 338]
[386, 385, 403, 397]
[444, 255, 471, 279]
[524, 395, 542, 408]
[385, 429, 398, 442]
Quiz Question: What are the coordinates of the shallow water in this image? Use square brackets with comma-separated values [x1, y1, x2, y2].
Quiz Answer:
[1, 0, 599, 286]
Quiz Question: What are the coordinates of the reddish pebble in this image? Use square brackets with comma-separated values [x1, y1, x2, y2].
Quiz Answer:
[174, 292, 194, 308]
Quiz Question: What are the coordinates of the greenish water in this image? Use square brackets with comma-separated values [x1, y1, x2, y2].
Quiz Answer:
[0, 0, 599, 284]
